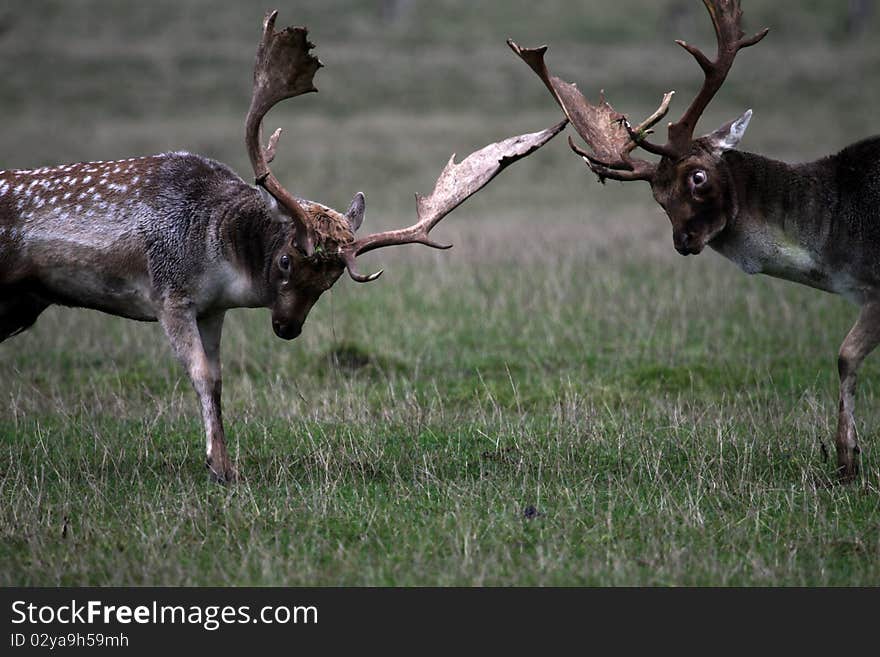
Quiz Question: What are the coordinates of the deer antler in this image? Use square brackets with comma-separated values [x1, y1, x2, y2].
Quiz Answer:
[341, 120, 567, 282]
[507, 40, 674, 182]
[509, 1, 767, 180]
[666, 0, 769, 152]
[245, 10, 322, 255]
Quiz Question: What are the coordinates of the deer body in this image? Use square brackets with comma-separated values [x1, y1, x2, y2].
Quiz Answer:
[648, 128, 880, 483]
[709, 140, 880, 305]
[0, 151, 350, 331]
[513, 0, 878, 479]
[0, 153, 271, 327]
[0, 151, 357, 480]
[1, 11, 564, 482]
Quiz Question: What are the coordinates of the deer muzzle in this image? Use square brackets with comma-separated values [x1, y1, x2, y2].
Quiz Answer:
[673, 231, 703, 256]
[272, 318, 302, 340]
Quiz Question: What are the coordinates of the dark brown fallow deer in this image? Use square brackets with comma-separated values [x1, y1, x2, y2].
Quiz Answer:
[511, 0, 880, 481]
[0, 11, 564, 482]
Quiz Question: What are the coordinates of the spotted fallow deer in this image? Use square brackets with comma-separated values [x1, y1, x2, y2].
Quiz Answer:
[0, 11, 564, 482]
[511, 0, 880, 480]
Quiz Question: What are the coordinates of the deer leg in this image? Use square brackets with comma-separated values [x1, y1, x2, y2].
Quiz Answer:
[0, 294, 48, 343]
[159, 305, 235, 483]
[197, 311, 233, 481]
[835, 301, 880, 481]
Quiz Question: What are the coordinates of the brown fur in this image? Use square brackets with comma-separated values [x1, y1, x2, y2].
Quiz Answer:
[299, 200, 355, 253]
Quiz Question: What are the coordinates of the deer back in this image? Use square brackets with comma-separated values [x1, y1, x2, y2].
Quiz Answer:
[0, 152, 280, 318]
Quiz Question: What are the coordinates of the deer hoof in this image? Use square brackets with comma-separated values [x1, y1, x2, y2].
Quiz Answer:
[206, 459, 239, 484]
[836, 449, 860, 483]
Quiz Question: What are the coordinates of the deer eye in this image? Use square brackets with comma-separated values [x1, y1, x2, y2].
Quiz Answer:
[690, 170, 708, 187]
[279, 254, 291, 271]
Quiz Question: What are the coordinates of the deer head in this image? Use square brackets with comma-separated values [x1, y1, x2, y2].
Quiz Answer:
[247, 11, 565, 339]
[510, 0, 768, 256]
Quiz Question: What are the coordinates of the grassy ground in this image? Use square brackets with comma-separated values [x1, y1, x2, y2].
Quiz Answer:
[1, 1, 880, 585]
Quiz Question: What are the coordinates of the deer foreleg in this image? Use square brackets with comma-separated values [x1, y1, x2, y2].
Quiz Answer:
[835, 301, 880, 481]
[197, 311, 230, 479]
[0, 294, 48, 343]
[160, 305, 235, 482]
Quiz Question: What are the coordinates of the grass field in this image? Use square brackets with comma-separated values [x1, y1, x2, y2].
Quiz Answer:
[2, 1, 880, 585]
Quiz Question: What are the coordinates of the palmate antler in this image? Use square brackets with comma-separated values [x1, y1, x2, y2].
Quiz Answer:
[244, 10, 322, 255]
[243, 10, 566, 283]
[507, 40, 674, 182]
[340, 120, 567, 282]
[510, 0, 768, 182]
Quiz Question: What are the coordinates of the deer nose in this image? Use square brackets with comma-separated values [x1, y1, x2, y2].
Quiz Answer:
[272, 319, 302, 340]
[674, 232, 691, 255]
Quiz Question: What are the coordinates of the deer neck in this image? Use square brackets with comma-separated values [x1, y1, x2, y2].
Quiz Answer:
[708, 149, 867, 301]
[215, 187, 284, 308]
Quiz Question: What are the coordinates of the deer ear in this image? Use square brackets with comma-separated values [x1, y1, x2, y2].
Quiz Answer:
[346, 192, 365, 232]
[705, 109, 752, 154]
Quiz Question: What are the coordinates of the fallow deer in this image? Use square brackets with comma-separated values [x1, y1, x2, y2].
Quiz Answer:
[0, 11, 565, 482]
[511, 0, 879, 480]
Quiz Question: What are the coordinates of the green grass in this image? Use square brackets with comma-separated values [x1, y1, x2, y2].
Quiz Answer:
[2, 1, 880, 585]
[3, 257, 880, 585]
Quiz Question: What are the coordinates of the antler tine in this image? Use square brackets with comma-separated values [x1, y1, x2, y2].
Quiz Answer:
[244, 10, 323, 255]
[568, 136, 655, 183]
[341, 120, 567, 283]
[507, 39, 675, 181]
[622, 91, 676, 157]
[667, 0, 769, 151]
